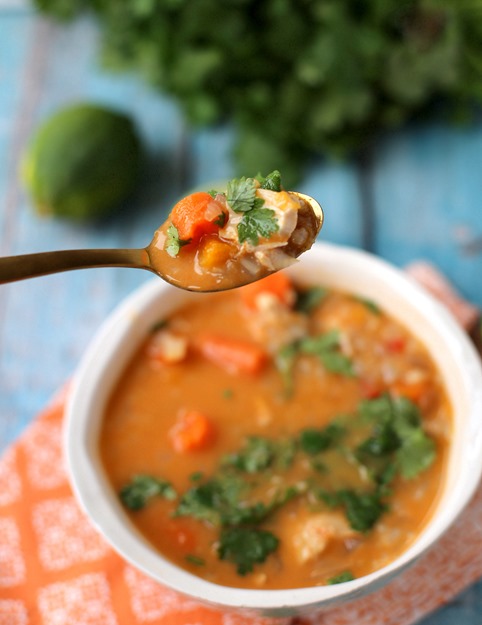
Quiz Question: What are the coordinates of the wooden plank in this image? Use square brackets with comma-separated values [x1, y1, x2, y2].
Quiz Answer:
[372, 120, 482, 308]
[0, 15, 192, 449]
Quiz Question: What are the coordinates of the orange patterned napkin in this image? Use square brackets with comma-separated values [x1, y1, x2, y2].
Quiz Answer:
[1, 262, 481, 625]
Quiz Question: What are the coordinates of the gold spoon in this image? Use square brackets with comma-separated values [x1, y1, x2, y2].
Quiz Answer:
[0, 193, 323, 291]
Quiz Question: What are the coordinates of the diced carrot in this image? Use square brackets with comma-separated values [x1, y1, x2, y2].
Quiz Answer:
[169, 192, 226, 243]
[197, 333, 267, 375]
[169, 409, 216, 453]
[360, 378, 383, 399]
[239, 271, 295, 310]
[198, 237, 236, 269]
[385, 337, 406, 353]
[390, 378, 431, 403]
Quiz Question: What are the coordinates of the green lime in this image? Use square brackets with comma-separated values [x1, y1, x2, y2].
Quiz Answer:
[22, 103, 142, 220]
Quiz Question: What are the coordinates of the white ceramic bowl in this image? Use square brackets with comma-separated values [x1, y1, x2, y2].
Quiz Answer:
[65, 242, 482, 617]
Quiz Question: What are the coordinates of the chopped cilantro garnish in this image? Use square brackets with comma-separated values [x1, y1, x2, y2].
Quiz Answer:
[189, 471, 204, 482]
[299, 423, 346, 455]
[357, 395, 436, 479]
[320, 489, 387, 532]
[328, 571, 355, 584]
[226, 176, 257, 213]
[339, 490, 387, 532]
[224, 436, 274, 473]
[300, 330, 356, 377]
[237, 207, 279, 246]
[174, 473, 246, 527]
[256, 170, 282, 191]
[214, 211, 227, 227]
[275, 342, 299, 397]
[150, 319, 168, 333]
[222, 388, 234, 399]
[120, 475, 176, 511]
[218, 527, 279, 575]
[165, 223, 191, 258]
[295, 286, 327, 314]
[356, 296, 381, 315]
[185, 554, 205, 566]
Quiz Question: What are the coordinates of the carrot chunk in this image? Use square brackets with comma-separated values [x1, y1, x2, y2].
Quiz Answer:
[169, 192, 226, 243]
[239, 271, 295, 310]
[390, 378, 431, 403]
[169, 409, 215, 453]
[197, 333, 267, 375]
[198, 237, 236, 269]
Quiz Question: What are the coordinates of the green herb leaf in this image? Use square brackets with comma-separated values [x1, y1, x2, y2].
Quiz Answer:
[357, 395, 436, 480]
[299, 423, 346, 455]
[218, 527, 279, 575]
[275, 342, 299, 397]
[174, 473, 246, 527]
[300, 331, 355, 377]
[327, 570, 355, 584]
[256, 170, 282, 192]
[185, 554, 205, 566]
[396, 428, 436, 479]
[337, 489, 387, 532]
[120, 475, 176, 511]
[237, 207, 279, 246]
[214, 212, 227, 227]
[165, 224, 191, 258]
[226, 177, 257, 213]
[224, 436, 274, 474]
[295, 286, 327, 314]
[355, 296, 381, 315]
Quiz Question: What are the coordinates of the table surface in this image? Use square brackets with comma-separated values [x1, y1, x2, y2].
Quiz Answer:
[2, 5, 482, 624]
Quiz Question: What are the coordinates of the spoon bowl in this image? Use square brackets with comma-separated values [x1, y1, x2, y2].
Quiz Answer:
[0, 193, 323, 291]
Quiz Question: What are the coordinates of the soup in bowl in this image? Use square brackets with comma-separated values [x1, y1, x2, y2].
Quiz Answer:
[65, 242, 482, 616]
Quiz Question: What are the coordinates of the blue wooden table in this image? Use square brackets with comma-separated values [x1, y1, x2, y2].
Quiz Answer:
[1, 4, 482, 623]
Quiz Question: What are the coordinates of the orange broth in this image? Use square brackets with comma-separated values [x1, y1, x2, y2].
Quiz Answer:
[99, 281, 451, 589]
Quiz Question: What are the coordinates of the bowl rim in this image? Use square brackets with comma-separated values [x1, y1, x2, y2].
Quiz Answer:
[65, 242, 482, 613]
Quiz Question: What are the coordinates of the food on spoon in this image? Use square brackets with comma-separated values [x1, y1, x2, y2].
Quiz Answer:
[100, 271, 450, 590]
[149, 171, 322, 291]
[22, 103, 141, 220]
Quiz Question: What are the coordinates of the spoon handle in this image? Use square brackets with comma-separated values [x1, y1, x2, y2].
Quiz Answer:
[0, 248, 151, 284]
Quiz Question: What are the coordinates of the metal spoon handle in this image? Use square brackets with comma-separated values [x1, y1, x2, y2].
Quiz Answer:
[0, 248, 152, 284]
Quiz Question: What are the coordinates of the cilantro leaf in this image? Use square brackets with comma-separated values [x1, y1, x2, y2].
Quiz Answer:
[237, 207, 279, 245]
[357, 395, 436, 480]
[224, 436, 274, 473]
[337, 490, 387, 532]
[255, 170, 282, 192]
[355, 296, 381, 315]
[226, 177, 257, 213]
[275, 342, 299, 397]
[328, 571, 355, 584]
[165, 224, 191, 258]
[218, 527, 279, 575]
[299, 423, 346, 455]
[174, 473, 246, 527]
[396, 428, 436, 479]
[214, 211, 227, 227]
[300, 331, 356, 377]
[120, 475, 176, 511]
[295, 286, 327, 314]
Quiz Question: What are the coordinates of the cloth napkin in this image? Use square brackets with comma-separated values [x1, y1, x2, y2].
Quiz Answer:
[1, 262, 481, 625]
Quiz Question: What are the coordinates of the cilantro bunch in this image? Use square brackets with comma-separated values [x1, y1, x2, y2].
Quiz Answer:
[33, 0, 482, 184]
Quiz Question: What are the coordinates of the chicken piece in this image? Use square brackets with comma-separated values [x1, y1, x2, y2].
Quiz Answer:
[292, 512, 357, 564]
